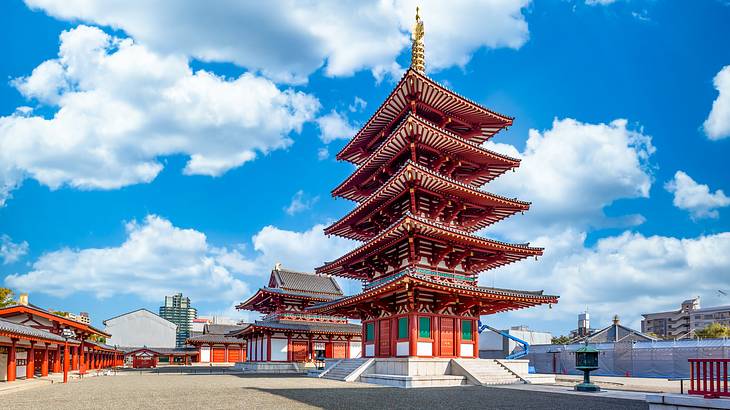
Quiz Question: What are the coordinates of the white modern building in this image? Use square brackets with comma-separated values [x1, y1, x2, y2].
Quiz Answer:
[479, 325, 552, 359]
[104, 309, 177, 348]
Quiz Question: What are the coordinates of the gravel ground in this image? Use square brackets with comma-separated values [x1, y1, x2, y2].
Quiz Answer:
[1, 373, 648, 410]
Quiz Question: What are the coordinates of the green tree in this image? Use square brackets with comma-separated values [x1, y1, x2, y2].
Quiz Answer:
[551, 335, 572, 345]
[0, 288, 15, 308]
[695, 323, 730, 339]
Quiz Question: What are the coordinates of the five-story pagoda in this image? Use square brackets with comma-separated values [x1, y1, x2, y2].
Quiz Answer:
[310, 9, 558, 360]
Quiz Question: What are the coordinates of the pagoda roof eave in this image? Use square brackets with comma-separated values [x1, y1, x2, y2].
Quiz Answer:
[232, 321, 361, 337]
[307, 271, 558, 316]
[235, 287, 338, 312]
[337, 69, 513, 164]
[332, 114, 521, 197]
[325, 161, 530, 239]
[317, 213, 543, 277]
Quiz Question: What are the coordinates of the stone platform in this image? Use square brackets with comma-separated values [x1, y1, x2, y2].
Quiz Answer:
[235, 362, 306, 374]
[647, 393, 730, 410]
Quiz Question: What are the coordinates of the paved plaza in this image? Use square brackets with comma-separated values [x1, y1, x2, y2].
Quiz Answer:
[1, 373, 649, 410]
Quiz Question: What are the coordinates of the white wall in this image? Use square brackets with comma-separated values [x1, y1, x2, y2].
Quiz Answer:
[0, 353, 6, 381]
[460, 343, 474, 357]
[200, 346, 210, 362]
[270, 338, 287, 361]
[365, 343, 375, 357]
[16, 351, 26, 378]
[396, 341, 409, 356]
[105, 310, 177, 348]
[349, 342, 361, 358]
[417, 342, 432, 356]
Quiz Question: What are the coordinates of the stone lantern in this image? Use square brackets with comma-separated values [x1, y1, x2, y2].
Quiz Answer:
[574, 341, 600, 392]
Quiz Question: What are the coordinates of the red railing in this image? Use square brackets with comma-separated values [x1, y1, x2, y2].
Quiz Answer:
[689, 358, 730, 398]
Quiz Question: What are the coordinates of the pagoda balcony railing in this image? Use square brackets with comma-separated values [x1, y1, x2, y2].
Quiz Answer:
[260, 312, 346, 323]
[364, 266, 477, 290]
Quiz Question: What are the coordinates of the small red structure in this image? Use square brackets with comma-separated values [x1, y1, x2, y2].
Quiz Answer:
[186, 324, 247, 364]
[689, 358, 730, 398]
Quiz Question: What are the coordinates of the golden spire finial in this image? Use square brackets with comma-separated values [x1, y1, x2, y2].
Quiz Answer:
[411, 6, 425, 73]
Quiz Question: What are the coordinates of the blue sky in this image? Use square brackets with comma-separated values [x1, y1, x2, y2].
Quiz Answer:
[0, 0, 729, 335]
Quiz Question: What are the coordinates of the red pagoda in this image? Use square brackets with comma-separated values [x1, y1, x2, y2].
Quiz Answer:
[310, 9, 558, 361]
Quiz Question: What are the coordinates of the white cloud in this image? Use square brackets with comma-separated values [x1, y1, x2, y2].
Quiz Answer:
[704, 65, 730, 140]
[25, 0, 531, 82]
[4, 215, 253, 301]
[349, 97, 367, 113]
[485, 118, 654, 240]
[0, 235, 29, 265]
[585, 0, 617, 5]
[665, 171, 730, 219]
[0, 25, 320, 205]
[488, 229, 730, 333]
[316, 110, 359, 143]
[4, 215, 361, 303]
[317, 147, 330, 161]
[284, 190, 319, 216]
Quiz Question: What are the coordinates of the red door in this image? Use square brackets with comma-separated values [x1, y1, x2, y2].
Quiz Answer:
[292, 342, 307, 362]
[34, 350, 44, 374]
[228, 348, 241, 362]
[212, 348, 226, 362]
[332, 342, 346, 359]
[379, 319, 391, 357]
[440, 318, 455, 356]
[133, 356, 155, 368]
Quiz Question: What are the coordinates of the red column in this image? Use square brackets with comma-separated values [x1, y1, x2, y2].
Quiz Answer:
[409, 314, 417, 357]
[7, 338, 17, 382]
[308, 335, 313, 362]
[79, 340, 85, 374]
[345, 336, 351, 359]
[266, 333, 272, 362]
[224, 345, 229, 363]
[71, 346, 77, 370]
[455, 318, 462, 358]
[473, 319, 479, 358]
[41, 343, 49, 377]
[63, 342, 69, 383]
[287, 334, 292, 362]
[26, 341, 35, 379]
[53, 346, 61, 373]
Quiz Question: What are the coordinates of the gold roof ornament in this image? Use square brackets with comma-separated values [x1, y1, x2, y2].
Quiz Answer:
[411, 6, 425, 73]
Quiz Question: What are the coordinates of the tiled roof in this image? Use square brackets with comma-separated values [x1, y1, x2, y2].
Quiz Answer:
[186, 334, 245, 345]
[205, 324, 247, 335]
[0, 318, 67, 343]
[272, 268, 343, 296]
[260, 287, 342, 301]
[242, 320, 361, 335]
[121, 346, 199, 355]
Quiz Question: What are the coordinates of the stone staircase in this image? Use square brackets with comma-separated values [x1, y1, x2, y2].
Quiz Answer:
[452, 359, 523, 385]
[322, 358, 370, 381]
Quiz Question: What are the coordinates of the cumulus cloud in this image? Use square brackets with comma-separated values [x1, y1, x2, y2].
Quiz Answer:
[316, 110, 359, 143]
[4, 215, 253, 301]
[0, 235, 29, 265]
[4, 215, 360, 302]
[485, 118, 654, 239]
[25, 0, 531, 82]
[0, 25, 320, 205]
[489, 229, 730, 332]
[704, 65, 730, 140]
[665, 171, 730, 219]
[284, 190, 319, 216]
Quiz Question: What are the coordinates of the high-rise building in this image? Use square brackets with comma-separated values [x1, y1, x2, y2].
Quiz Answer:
[159, 293, 197, 347]
[642, 297, 730, 339]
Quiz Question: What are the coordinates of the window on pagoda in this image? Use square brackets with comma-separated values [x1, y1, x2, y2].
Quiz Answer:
[366, 322, 375, 342]
[461, 320, 473, 341]
[418, 317, 431, 338]
[397, 317, 408, 340]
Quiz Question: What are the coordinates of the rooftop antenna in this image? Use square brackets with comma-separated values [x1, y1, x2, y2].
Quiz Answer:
[411, 6, 425, 73]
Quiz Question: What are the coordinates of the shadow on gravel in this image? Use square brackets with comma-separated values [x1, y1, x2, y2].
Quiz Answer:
[249, 385, 649, 410]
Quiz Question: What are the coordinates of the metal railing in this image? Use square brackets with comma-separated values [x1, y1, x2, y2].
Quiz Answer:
[688, 358, 730, 398]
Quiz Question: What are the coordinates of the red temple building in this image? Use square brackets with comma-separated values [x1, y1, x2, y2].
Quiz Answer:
[305, 9, 558, 386]
[0, 294, 123, 383]
[233, 265, 361, 371]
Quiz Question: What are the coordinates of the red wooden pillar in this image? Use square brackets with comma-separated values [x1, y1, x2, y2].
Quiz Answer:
[26, 341, 35, 379]
[224, 344, 229, 363]
[71, 346, 77, 370]
[345, 336, 351, 359]
[307, 335, 314, 362]
[409, 313, 417, 357]
[473, 318, 479, 358]
[7, 338, 17, 382]
[41, 343, 49, 376]
[455, 318, 462, 358]
[79, 340, 85, 374]
[63, 342, 69, 383]
[53, 346, 61, 373]
[287, 334, 292, 362]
